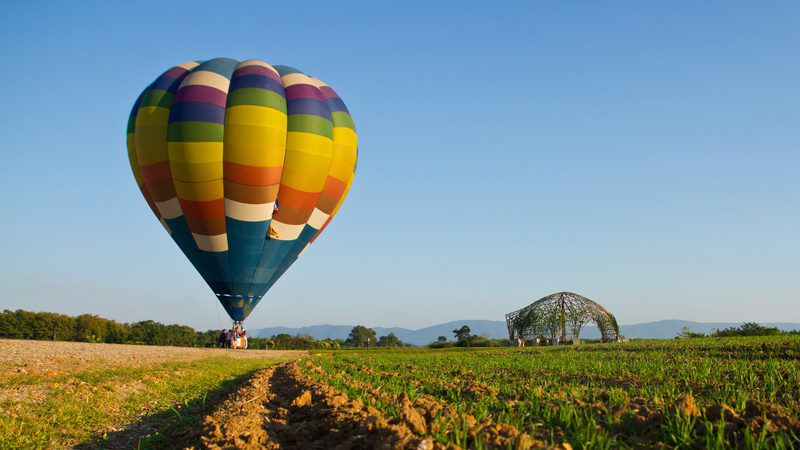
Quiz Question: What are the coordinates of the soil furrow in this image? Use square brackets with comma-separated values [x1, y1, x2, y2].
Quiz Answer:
[191, 360, 432, 449]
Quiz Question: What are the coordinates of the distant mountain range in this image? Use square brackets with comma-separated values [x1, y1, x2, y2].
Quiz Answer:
[250, 319, 800, 346]
[250, 320, 508, 347]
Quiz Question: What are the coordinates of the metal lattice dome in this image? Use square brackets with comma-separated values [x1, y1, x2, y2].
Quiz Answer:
[505, 292, 620, 343]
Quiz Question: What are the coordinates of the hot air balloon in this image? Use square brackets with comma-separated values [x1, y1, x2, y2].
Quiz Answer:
[126, 58, 357, 324]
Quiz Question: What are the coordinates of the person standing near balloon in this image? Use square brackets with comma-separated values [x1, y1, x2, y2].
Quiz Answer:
[219, 329, 227, 348]
[232, 327, 241, 349]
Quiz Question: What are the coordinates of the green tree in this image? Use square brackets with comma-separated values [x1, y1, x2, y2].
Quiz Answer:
[594, 313, 620, 341]
[48, 313, 75, 341]
[544, 308, 563, 343]
[437, 336, 447, 343]
[199, 329, 218, 348]
[453, 325, 471, 342]
[165, 324, 198, 346]
[264, 333, 317, 350]
[511, 309, 540, 341]
[74, 314, 108, 343]
[271, 333, 294, 349]
[14, 310, 37, 339]
[106, 322, 130, 343]
[30, 312, 56, 340]
[129, 320, 167, 345]
[247, 337, 268, 349]
[0, 310, 21, 338]
[676, 326, 705, 339]
[565, 307, 590, 340]
[377, 333, 402, 347]
[712, 322, 780, 337]
[346, 325, 376, 348]
[292, 333, 316, 350]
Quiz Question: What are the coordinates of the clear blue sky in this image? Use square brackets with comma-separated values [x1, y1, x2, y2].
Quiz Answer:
[1, 1, 798, 331]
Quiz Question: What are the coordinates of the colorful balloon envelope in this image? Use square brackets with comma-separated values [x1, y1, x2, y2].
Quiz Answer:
[126, 58, 357, 321]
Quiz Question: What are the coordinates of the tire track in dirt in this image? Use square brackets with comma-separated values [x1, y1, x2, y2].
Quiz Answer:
[189, 360, 432, 449]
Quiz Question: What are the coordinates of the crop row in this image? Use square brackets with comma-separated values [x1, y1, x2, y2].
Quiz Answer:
[301, 337, 800, 449]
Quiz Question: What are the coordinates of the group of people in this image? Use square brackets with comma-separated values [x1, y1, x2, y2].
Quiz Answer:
[218, 326, 247, 349]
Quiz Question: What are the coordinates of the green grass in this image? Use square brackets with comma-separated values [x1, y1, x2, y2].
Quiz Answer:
[0, 356, 291, 450]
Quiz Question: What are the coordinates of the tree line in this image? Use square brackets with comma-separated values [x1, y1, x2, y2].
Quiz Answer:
[245, 326, 411, 350]
[1, 309, 223, 347]
[676, 322, 799, 339]
[0, 310, 413, 350]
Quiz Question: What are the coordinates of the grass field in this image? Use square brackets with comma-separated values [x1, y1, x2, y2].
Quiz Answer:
[0, 355, 292, 449]
[304, 336, 800, 449]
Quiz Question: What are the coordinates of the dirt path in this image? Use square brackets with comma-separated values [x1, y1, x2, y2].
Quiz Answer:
[183, 360, 433, 450]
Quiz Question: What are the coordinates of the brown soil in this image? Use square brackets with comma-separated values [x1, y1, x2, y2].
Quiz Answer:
[184, 360, 434, 450]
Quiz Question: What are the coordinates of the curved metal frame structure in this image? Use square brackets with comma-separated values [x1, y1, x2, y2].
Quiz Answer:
[505, 292, 620, 343]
